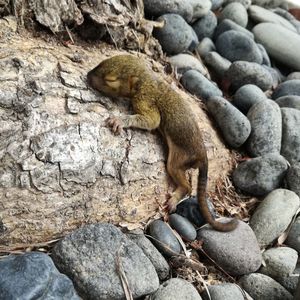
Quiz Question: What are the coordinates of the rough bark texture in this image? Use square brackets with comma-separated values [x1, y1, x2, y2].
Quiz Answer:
[0, 17, 233, 247]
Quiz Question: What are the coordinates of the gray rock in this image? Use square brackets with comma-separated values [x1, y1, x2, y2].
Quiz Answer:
[201, 283, 253, 300]
[154, 14, 198, 55]
[262, 65, 282, 87]
[0, 252, 80, 300]
[279, 265, 300, 294]
[181, 70, 223, 101]
[286, 162, 300, 197]
[232, 154, 288, 196]
[257, 43, 271, 66]
[272, 80, 300, 99]
[150, 278, 202, 300]
[286, 72, 300, 81]
[275, 95, 300, 110]
[169, 54, 207, 75]
[196, 37, 216, 58]
[281, 108, 300, 163]
[223, 0, 252, 8]
[204, 51, 231, 78]
[192, 11, 217, 41]
[249, 5, 297, 32]
[144, 0, 193, 23]
[239, 273, 293, 300]
[169, 213, 197, 241]
[197, 219, 262, 276]
[286, 216, 300, 253]
[52, 223, 159, 300]
[126, 230, 170, 280]
[190, 0, 212, 21]
[216, 30, 262, 63]
[247, 100, 282, 156]
[148, 219, 182, 257]
[206, 96, 251, 148]
[211, 0, 224, 10]
[259, 247, 298, 279]
[253, 23, 300, 71]
[226, 61, 273, 91]
[220, 2, 248, 27]
[250, 189, 300, 247]
[232, 84, 267, 114]
[214, 19, 254, 40]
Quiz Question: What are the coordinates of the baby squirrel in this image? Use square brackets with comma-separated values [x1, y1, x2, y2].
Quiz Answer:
[87, 54, 237, 232]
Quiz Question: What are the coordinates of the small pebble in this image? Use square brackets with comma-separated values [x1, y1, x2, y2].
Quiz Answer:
[192, 11, 217, 41]
[204, 51, 231, 78]
[220, 2, 248, 27]
[250, 189, 300, 247]
[286, 72, 300, 81]
[196, 37, 216, 58]
[272, 79, 300, 99]
[190, 0, 212, 21]
[169, 213, 197, 241]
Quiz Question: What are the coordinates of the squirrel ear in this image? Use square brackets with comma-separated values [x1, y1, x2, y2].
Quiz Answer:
[129, 76, 139, 90]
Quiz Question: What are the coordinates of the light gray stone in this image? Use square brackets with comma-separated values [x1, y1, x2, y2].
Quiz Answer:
[286, 162, 300, 197]
[204, 51, 231, 78]
[253, 23, 300, 71]
[197, 220, 262, 276]
[220, 2, 248, 27]
[239, 273, 293, 300]
[250, 189, 300, 248]
[223, 0, 252, 8]
[286, 216, 300, 253]
[196, 37, 216, 58]
[190, 0, 212, 21]
[169, 54, 207, 75]
[272, 80, 300, 99]
[247, 100, 282, 156]
[279, 265, 300, 294]
[286, 72, 300, 81]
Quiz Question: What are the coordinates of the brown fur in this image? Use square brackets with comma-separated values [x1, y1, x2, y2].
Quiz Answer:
[87, 54, 237, 232]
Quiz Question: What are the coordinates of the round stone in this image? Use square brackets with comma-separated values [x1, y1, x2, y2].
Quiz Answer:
[204, 51, 231, 78]
[192, 11, 217, 41]
[276, 95, 300, 110]
[220, 2, 248, 27]
[190, 0, 212, 21]
[196, 37, 216, 58]
[272, 79, 300, 99]
[169, 213, 197, 241]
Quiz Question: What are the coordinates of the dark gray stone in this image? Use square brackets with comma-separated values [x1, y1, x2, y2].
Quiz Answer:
[281, 108, 300, 163]
[259, 247, 298, 279]
[175, 196, 216, 228]
[250, 189, 300, 247]
[214, 19, 254, 40]
[204, 51, 231, 78]
[0, 252, 80, 300]
[257, 43, 271, 67]
[247, 100, 282, 156]
[196, 37, 216, 58]
[220, 2, 248, 27]
[216, 30, 262, 63]
[226, 61, 273, 91]
[272, 80, 300, 99]
[169, 213, 197, 241]
[206, 96, 251, 148]
[154, 14, 198, 55]
[126, 230, 170, 280]
[262, 65, 282, 88]
[286, 216, 300, 253]
[151, 278, 202, 300]
[144, 0, 193, 23]
[52, 223, 159, 300]
[233, 154, 288, 196]
[232, 84, 267, 114]
[193, 11, 217, 41]
[148, 219, 182, 257]
[286, 162, 300, 198]
[279, 265, 300, 294]
[211, 0, 224, 10]
[181, 70, 222, 101]
[201, 283, 253, 300]
[197, 219, 262, 276]
[239, 273, 293, 300]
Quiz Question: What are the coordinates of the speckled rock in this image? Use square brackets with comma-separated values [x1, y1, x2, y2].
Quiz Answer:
[193, 11, 217, 41]
[250, 189, 300, 248]
[281, 108, 300, 163]
[52, 223, 159, 300]
[272, 80, 300, 99]
[253, 23, 300, 71]
[257, 43, 271, 66]
[214, 19, 254, 40]
[190, 0, 212, 21]
[259, 247, 298, 279]
[0, 252, 80, 300]
[169, 213, 197, 241]
[216, 30, 262, 63]
[239, 273, 293, 300]
[144, 0, 193, 22]
[148, 219, 182, 257]
[181, 70, 222, 101]
[279, 265, 300, 294]
[286, 162, 300, 197]
[286, 216, 300, 253]
[201, 283, 253, 300]
[169, 54, 207, 75]
[233, 154, 288, 196]
[206, 96, 251, 148]
[247, 100, 282, 156]
[220, 2, 248, 27]
[226, 61, 273, 91]
[196, 37, 216, 57]
[204, 51, 231, 78]
[154, 14, 198, 55]
[197, 219, 262, 276]
[151, 278, 202, 300]
[126, 230, 170, 280]
[232, 84, 267, 114]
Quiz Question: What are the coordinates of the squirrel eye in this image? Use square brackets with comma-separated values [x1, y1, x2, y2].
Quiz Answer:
[104, 74, 118, 82]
